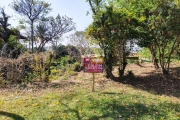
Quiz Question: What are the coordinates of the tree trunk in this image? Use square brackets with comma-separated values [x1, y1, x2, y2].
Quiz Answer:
[119, 43, 127, 78]
[162, 67, 169, 75]
[166, 54, 172, 72]
[159, 53, 169, 75]
[149, 46, 159, 69]
[104, 50, 114, 79]
[152, 52, 159, 69]
[119, 61, 127, 77]
[31, 21, 34, 53]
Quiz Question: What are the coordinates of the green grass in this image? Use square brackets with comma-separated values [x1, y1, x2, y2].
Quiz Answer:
[0, 81, 180, 120]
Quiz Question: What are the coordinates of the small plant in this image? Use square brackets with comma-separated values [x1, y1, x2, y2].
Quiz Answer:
[61, 75, 68, 80]
[72, 62, 81, 72]
[24, 72, 37, 83]
[48, 66, 61, 81]
[49, 75, 59, 81]
[51, 69, 59, 75]
[60, 56, 69, 69]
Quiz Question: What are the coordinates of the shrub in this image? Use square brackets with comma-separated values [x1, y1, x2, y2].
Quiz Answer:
[0, 51, 54, 83]
[29, 52, 54, 82]
[72, 62, 81, 72]
[60, 56, 69, 69]
[0, 57, 27, 83]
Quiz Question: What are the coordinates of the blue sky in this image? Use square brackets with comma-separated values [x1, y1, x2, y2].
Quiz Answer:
[1, 0, 93, 44]
[1, 0, 93, 30]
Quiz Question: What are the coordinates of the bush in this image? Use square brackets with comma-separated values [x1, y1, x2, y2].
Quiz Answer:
[60, 56, 69, 69]
[0, 57, 27, 83]
[0, 51, 81, 84]
[0, 51, 55, 84]
[29, 52, 54, 82]
[72, 62, 81, 72]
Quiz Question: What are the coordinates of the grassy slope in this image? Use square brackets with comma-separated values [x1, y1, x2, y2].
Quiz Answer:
[0, 79, 180, 120]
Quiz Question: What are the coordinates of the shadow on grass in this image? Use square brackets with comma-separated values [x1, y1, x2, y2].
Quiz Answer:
[61, 102, 81, 120]
[120, 69, 180, 98]
[59, 92, 180, 119]
[60, 99, 149, 119]
[0, 111, 25, 120]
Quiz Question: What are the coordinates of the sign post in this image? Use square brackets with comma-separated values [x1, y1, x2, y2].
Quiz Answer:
[83, 57, 104, 92]
[92, 73, 95, 92]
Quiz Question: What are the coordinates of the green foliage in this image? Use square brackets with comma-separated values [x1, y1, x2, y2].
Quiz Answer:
[138, 48, 151, 60]
[24, 72, 38, 83]
[86, 0, 142, 78]
[48, 75, 59, 82]
[0, 8, 23, 52]
[93, 47, 103, 56]
[51, 44, 68, 59]
[72, 62, 81, 71]
[0, 8, 26, 57]
[59, 56, 69, 69]
[48, 55, 81, 81]
[127, 59, 139, 64]
[26, 52, 53, 82]
[129, 0, 180, 73]
[48, 67, 63, 81]
[107, 0, 180, 74]
[51, 44, 81, 63]
[58, 56, 80, 78]
[8, 35, 25, 53]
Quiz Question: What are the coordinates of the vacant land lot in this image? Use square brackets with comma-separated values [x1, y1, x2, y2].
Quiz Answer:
[0, 63, 180, 120]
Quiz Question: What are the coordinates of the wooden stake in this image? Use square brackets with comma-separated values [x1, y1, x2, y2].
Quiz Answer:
[92, 73, 95, 92]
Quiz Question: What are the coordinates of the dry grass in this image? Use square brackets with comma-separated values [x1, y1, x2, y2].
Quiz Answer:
[0, 63, 180, 119]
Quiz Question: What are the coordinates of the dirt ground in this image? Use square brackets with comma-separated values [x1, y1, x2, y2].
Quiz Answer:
[1, 62, 180, 98]
[50, 62, 180, 98]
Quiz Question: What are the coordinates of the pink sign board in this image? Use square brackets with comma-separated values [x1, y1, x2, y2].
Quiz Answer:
[83, 57, 104, 73]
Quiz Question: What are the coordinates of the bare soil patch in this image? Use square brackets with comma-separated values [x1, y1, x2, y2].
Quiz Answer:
[0, 63, 180, 98]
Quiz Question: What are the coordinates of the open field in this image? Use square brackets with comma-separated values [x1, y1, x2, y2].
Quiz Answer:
[0, 63, 180, 120]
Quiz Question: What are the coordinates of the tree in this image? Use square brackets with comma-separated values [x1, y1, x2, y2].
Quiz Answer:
[152, 0, 180, 74]
[11, 0, 51, 53]
[126, 0, 180, 75]
[0, 7, 26, 58]
[68, 31, 93, 55]
[86, 0, 117, 79]
[35, 14, 75, 52]
[133, 0, 180, 74]
[86, 0, 141, 79]
[51, 44, 81, 62]
[66, 45, 81, 63]
[0, 7, 14, 43]
[87, 0, 180, 77]
[51, 44, 68, 59]
[124, 0, 161, 69]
